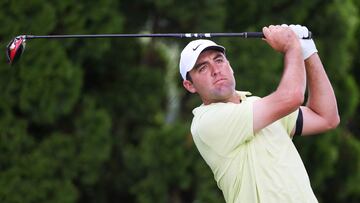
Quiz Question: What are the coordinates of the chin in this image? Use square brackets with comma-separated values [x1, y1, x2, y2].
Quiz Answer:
[213, 88, 234, 99]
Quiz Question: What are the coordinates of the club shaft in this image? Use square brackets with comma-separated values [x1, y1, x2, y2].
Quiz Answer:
[22, 32, 311, 39]
[24, 33, 251, 39]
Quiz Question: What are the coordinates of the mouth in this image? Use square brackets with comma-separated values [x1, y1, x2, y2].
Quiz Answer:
[214, 78, 227, 85]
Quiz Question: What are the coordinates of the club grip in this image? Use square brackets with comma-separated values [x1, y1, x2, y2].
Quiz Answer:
[245, 32, 265, 38]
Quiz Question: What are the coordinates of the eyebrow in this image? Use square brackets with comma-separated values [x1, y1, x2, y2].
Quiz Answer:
[213, 53, 224, 60]
[193, 53, 225, 70]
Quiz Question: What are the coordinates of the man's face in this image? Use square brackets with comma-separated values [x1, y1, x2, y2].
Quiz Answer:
[183, 49, 236, 104]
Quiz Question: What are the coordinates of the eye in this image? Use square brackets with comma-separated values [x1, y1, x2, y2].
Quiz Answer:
[215, 57, 224, 64]
[198, 65, 207, 72]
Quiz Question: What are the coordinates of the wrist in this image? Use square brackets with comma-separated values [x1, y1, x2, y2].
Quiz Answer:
[286, 39, 302, 54]
[285, 42, 303, 61]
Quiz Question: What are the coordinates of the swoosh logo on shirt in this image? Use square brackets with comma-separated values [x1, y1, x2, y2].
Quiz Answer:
[193, 44, 201, 51]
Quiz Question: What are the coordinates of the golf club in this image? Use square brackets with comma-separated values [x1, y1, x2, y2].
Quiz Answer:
[6, 31, 312, 65]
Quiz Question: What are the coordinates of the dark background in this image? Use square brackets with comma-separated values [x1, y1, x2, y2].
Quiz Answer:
[0, 0, 359, 202]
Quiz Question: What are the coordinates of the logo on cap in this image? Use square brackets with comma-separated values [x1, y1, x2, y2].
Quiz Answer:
[192, 44, 201, 51]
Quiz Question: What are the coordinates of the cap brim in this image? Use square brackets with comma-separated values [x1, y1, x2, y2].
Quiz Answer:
[202, 46, 225, 53]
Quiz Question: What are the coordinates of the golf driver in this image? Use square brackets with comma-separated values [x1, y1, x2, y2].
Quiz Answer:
[6, 32, 312, 65]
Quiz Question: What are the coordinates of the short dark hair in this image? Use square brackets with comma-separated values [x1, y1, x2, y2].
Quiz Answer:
[186, 72, 192, 82]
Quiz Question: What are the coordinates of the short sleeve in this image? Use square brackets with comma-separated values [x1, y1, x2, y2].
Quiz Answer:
[191, 101, 254, 157]
[280, 109, 299, 137]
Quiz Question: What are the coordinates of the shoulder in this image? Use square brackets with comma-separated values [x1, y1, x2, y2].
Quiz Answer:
[192, 92, 260, 118]
[191, 91, 260, 131]
[191, 101, 252, 133]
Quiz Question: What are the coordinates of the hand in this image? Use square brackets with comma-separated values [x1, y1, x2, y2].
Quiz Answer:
[262, 25, 301, 53]
[282, 24, 318, 60]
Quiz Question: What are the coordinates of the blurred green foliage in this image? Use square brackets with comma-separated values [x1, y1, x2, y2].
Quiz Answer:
[0, 0, 359, 202]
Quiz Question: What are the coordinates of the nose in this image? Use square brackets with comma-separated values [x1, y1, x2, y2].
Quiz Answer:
[211, 63, 221, 77]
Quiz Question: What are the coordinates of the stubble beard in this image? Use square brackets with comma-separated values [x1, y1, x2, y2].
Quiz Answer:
[209, 79, 236, 103]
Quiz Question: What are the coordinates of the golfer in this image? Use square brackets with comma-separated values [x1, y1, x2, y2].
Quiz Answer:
[179, 25, 339, 203]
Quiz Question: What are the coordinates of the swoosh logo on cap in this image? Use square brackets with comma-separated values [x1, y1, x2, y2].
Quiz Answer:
[193, 44, 201, 51]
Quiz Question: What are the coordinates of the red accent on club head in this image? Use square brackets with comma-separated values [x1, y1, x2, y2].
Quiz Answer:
[6, 36, 26, 65]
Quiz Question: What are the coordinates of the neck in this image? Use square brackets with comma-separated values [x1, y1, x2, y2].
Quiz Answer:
[202, 91, 241, 105]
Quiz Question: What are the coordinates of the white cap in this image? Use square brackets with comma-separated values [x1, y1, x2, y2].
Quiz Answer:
[179, 39, 225, 80]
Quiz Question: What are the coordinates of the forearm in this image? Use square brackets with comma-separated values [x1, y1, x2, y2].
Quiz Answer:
[277, 45, 306, 103]
[252, 45, 306, 132]
[305, 53, 340, 127]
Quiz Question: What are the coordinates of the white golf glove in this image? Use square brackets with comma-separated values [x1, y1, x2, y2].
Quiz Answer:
[282, 24, 318, 60]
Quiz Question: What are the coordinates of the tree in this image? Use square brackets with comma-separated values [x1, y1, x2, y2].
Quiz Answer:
[0, 0, 359, 202]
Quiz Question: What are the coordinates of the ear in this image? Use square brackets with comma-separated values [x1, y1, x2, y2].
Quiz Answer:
[183, 80, 197, 93]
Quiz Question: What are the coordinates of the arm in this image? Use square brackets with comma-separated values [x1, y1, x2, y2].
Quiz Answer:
[253, 25, 306, 132]
[282, 24, 339, 136]
[298, 53, 340, 135]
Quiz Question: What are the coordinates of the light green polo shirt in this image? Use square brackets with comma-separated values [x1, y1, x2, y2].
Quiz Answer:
[191, 91, 318, 203]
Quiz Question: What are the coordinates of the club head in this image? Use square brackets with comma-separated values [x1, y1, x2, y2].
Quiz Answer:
[6, 35, 26, 65]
